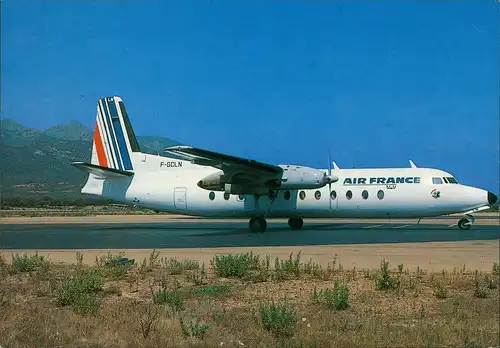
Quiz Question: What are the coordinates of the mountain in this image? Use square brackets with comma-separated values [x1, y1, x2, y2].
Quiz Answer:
[0, 118, 184, 205]
[44, 120, 93, 141]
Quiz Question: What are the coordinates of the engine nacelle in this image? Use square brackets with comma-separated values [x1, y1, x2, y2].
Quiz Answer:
[224, 183, 246, 194]
[276, 165, 338, 189]
[197, 171, 225, 191]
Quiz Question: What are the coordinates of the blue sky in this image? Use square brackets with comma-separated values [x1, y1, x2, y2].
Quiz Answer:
[2, 1, 499, 192]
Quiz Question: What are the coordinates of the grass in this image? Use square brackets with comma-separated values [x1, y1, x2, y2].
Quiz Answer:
[0, 250, 498, 347]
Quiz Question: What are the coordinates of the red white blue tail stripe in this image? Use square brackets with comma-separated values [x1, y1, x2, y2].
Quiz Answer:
[92, 97, 135, 171]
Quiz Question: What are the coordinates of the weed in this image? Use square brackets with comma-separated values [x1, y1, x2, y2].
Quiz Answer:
[95, 251, 126, 267]
[53, 268, 103, 314]
[151, 278, 185, 312]
[0, 287, 8, 307]
[139, 249, 161, 274]
[473, 272, 488, 298]
[375, 259, 400, 291]
[249, 260, 271, 283]
[180, 317, 210, 340]
[210, 252, 260, 278]
[0, 255, 7, 280]
[187, 262, 208, 285]
[493, 262, 499, 277]
[165, 258, 199, 275]
[95, 252, 134, 279]
[153, 289, 185, 311]
[258, 298, 297, 337]
[433, 281, 448, 299]
[314, 281, 350, 310]
[11, 252, 48, 274]
[274, 252, 301, 280]
[192, 284, 231, 296]
[76, 252, 84, 266]
[485, 274, 498, 290]
[397, 263, 404, 274]
[416, 266, 425, 279]
[139, 304, 160, 339]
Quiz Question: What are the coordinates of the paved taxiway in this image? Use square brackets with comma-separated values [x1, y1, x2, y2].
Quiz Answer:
[1, 218, 498, 271]
[0, 219, 498, 249]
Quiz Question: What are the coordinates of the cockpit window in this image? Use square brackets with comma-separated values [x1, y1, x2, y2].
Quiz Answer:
[447, 177, 459, 184]
[432, 177, 443, 184]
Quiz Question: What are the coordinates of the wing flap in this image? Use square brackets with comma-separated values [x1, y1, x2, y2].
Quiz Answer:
[165, 146, 283, 175]
[71, 162, 134, 179]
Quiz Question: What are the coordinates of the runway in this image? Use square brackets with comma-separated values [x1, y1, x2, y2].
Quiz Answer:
[0, 220, 498, 250]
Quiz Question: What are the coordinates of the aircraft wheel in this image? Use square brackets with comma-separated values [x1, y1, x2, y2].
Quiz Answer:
[288, 217, 304, 230]
[249, 217, 267, 233]
[458, 218, 471, 230]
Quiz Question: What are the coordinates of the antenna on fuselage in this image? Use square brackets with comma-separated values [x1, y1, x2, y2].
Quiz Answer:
[409, 160, 417, 168]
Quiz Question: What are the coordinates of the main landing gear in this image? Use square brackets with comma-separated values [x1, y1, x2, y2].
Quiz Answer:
[458, 214, 475, 230]
[288, 217, 304, 230]
[248, 216, 305, 232]
[249, 216, 267, 233]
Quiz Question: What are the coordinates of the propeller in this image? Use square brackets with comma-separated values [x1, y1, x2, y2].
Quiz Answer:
[328, 148, 332, 193]
[321, 149, 334, 185]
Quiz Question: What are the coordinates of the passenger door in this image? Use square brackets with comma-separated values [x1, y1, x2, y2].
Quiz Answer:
[173, 187, 187, 210]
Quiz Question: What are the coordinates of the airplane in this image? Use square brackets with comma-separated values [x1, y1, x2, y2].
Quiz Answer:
[71, 96, 498, 232]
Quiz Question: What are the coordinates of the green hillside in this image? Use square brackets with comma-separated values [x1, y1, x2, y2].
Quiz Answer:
[0, 119, 184, 206]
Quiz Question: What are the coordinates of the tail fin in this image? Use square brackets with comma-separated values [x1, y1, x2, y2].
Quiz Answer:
[91, 96, 140, 171]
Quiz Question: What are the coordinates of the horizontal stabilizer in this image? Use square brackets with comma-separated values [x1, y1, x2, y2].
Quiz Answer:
[71, 162, 134, 179]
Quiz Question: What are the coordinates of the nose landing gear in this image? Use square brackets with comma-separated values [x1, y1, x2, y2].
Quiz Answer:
[458, 214, 475, 230]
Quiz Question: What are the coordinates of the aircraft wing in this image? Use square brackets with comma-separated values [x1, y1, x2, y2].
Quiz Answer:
[164, 145, 283, 179]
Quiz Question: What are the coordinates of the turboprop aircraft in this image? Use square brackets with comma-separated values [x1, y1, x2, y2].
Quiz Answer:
[71, 96, 498, 232]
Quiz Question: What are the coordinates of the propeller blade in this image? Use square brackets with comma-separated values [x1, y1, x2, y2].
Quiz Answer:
[328, 148, 332, 176]
[328, 148, 332, 193]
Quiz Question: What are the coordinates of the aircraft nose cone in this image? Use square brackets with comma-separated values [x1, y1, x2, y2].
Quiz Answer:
[488, 191, 498, 205]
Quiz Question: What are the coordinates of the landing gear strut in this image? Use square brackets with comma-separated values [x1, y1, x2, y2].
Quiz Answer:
[288, 217, 303, 230]
[249, 216, 267, 233]
[458, 214, 475, 230]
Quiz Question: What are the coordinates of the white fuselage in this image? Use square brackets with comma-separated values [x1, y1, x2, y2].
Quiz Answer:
[82, 153, 490, 219]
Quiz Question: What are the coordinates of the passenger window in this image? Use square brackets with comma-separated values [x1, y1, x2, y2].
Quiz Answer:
[315, 190, 321, 200]
[432, 177, 443, 184]
[284, 191, 291, 200]
[223, 192, 230, 200]
[209, 192, 215, 200]
[362, 190, 368, 200]
[238, 194, 245, 201]
[346, 190, 352, 200]
[299, 191, 306, 200]
[377, 190, 384, 200]
[330, 190, 337, 200]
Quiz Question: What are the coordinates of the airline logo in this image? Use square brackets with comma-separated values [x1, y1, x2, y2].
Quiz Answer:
[431, 188, 441, 199]
[343, 176, 421, 185]
[93, 97, 134, 171]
